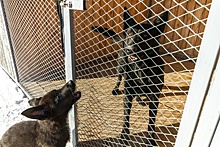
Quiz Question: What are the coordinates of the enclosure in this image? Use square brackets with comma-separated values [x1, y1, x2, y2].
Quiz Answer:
[0, 0, 220, 147]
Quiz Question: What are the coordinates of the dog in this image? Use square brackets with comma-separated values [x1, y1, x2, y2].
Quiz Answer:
[0, 80, 81, 147]
[92, 7, 168, 146]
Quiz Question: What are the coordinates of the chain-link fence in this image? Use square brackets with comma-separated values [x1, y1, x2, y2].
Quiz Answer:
[1, 0, 65, 98]
[0, 1, 15, 79]
[0, 0, 213, 146]
[73, 0, 212, 146]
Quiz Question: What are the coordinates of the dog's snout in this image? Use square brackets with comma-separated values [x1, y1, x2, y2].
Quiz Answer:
[126, 47, 132, 54]
[126, 50, 129, 54]
[126, 45, 137, 53]
[67, 80, 75, 88]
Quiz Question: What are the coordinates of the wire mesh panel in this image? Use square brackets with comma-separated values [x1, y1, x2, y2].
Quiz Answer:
[73, 0, 212, 146]
[1, 0, 65, 97]
[0, 3, 15, 79]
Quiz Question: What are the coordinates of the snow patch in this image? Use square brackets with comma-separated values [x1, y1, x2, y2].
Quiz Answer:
[0, 68, 30, 138]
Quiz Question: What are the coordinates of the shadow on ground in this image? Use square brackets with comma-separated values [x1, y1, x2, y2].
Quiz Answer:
[79, 123, 179, 147]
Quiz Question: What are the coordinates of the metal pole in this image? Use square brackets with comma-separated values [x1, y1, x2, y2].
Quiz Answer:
[0, 0, 19, 82]
[175, 0, 220, 146]
[62, 7, 78, 147]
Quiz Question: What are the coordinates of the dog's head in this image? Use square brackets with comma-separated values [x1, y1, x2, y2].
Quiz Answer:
[22, 80, 81, 120]
[123, 7, 168, 62]
[92, 7, 168, 62]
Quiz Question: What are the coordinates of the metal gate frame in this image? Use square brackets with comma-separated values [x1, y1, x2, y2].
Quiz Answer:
[175, 0, 220, 146]
[62, 7, 79, 147]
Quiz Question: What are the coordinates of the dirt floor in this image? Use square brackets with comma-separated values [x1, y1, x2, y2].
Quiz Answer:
[21, 55, 195, 147]
[74, 56, 194, 147]
[76, 72, 191, 147]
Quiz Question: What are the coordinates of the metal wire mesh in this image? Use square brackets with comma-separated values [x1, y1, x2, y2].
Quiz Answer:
[0, 0, 213, 146]
[0, 4, 15, 78]
[73, 0, 212, 146]
[1, 0, 65, 97]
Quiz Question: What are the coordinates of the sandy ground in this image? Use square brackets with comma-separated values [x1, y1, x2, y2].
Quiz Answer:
[0, 57, 193, 147]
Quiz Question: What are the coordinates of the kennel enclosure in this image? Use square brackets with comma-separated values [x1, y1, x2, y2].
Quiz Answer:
[0, 0, 220, 146]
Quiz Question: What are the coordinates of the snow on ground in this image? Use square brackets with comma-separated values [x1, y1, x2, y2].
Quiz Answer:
[0, 67, 30, 137]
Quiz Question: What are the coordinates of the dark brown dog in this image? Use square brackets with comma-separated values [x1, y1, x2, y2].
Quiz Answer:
[92, 7, 168, 146]
[0, 80, 81, 147]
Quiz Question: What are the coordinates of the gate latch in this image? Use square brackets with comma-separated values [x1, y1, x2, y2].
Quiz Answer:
[60, 0, 86, 10]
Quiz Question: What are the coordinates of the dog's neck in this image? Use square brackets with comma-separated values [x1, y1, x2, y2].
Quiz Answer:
[38, 116, 68, 131]
[36, 118, 70, 147]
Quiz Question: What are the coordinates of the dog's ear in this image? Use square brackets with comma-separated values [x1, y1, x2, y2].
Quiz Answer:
[123, 7, 136, 35]
[28, 97, 42, 106]
[152, 11, 168, 33]
[92, 26, 117, 37]
[92, 26, 123, 45]
[21, 105, 52, 120]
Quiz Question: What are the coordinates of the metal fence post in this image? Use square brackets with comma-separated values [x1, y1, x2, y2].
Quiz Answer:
[0, 0, 19, 82]
[62, 7, 78, 147]
[175, 0, 220, 146]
